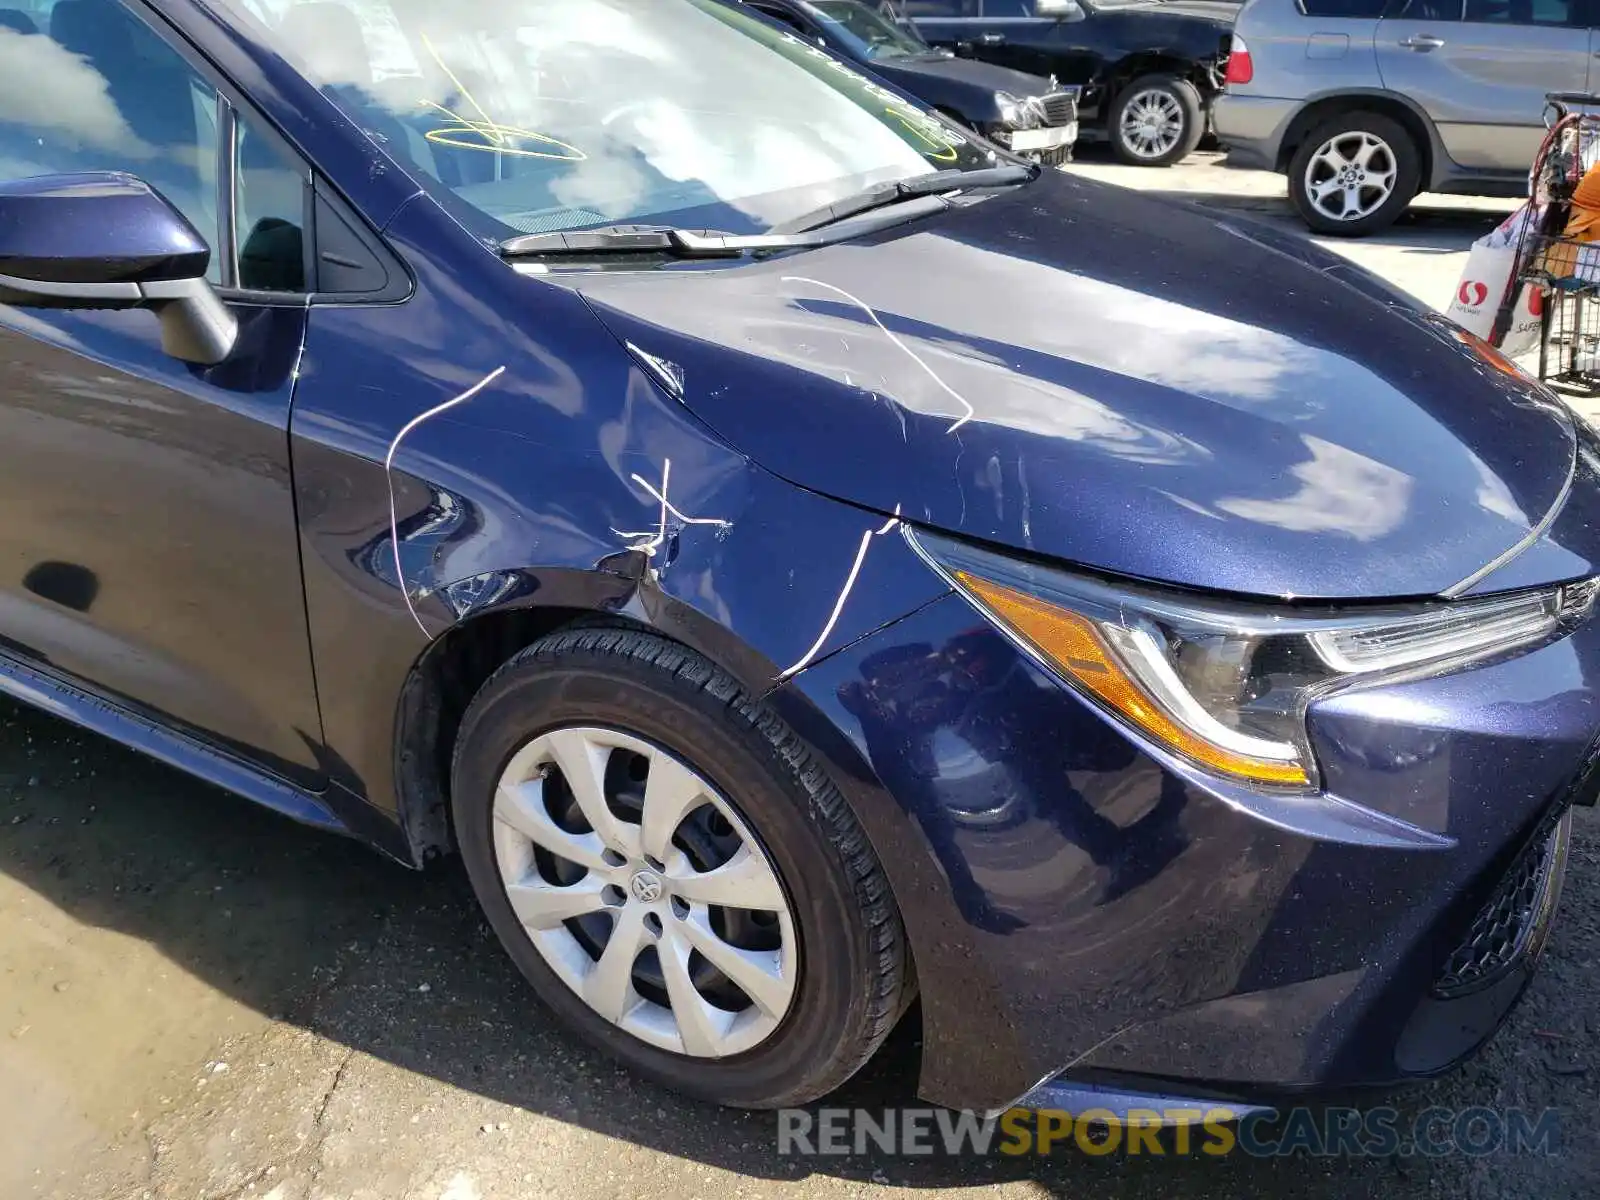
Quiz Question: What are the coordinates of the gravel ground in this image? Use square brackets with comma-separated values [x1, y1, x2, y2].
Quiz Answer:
[2, 154, 1597, 1200]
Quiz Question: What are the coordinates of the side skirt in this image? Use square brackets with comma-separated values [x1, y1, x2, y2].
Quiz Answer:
[0, 646, 348, 834]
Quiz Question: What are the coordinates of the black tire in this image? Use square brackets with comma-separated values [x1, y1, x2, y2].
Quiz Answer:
[450, 627, 910, 1108]
[1288, 111, 1422, 238]
[1108, 74, 1203, 167]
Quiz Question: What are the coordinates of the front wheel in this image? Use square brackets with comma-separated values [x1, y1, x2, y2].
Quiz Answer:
[1108, 74, 1203, 167]
[450, 627, 911, 1108]
[1288, 112, 1421, 237]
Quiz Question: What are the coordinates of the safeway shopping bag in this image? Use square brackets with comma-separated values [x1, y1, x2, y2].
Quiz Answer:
[1447, 220, 1544, 358]
[1496, 282, 1544, 359]
[1446, 240, 1516, 341]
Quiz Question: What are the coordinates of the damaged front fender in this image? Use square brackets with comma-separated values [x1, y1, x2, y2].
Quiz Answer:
[288, 196, 948, 857]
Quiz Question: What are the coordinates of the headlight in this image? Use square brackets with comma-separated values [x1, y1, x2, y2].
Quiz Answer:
[910, 529, 1597, 791]
[994, 91, 1037, 129]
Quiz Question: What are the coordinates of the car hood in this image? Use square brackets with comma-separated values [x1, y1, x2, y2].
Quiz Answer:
[575, 171, 1579, 600]
[868, 53, 1053, 102]
[1094, 6, 1234, 47]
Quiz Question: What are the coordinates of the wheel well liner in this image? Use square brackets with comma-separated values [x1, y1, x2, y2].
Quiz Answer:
[394, 604, 627, 865]
[391, 581, 789, 866]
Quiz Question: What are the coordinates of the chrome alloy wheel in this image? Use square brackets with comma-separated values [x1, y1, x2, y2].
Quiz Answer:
[1119, 87, 1185, 160]
[1303, 131, 1398, 223]
[491, 726, 798, 1057]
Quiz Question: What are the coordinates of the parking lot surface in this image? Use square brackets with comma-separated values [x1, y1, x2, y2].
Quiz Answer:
[4, 153, 1597, 1200]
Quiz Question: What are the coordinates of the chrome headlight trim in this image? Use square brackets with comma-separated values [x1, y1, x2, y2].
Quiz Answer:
[907, 526, 1594, 792]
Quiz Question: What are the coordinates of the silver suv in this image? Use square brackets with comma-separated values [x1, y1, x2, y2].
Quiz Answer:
[1215, 0, 1592, 235]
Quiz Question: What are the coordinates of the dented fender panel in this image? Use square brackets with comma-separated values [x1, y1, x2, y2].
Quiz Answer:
[289, 199, 946, 820]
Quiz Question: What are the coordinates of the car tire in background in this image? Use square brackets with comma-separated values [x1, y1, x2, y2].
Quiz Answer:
[1108, 74, 1203, 167]
[451, 626, 911, 1108]
[1289, 111, 1422, 238]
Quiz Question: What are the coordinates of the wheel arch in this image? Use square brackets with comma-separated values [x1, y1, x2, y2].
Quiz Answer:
[1276, 91, 1438, 187]
[392, 568, 784, 867]
[1103, 50, 1215, 103]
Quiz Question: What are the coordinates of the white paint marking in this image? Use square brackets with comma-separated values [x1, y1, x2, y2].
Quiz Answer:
[624, 340, 686, 398]
[782, 275, 975, 434]
[612, 458, 732, 560]
[384, 365, 508, 637]
[778, 507, 901, 681]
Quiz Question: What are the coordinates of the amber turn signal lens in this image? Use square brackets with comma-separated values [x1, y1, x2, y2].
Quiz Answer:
[954, 572, 1310, 787]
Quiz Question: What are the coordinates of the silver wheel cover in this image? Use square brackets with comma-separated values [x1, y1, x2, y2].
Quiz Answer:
[1303, 131, 1399, 222]
[1119, 87, 1186, 159]
[491, 726, 798, 1058]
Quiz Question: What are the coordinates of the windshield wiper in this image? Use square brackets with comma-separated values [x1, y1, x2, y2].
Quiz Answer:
[499, 225, 746, 260]
[768, 163, 1037, 235]
[500, 194, 955, 262]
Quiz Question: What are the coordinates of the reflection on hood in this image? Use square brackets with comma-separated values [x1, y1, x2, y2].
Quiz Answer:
[574, 170, 1584, 601]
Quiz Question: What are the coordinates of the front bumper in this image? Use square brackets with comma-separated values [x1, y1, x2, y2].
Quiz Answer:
[991, 119, 1078, 166]
[1000, 124, 1077, 154]
[783, 584, 1599, 1111]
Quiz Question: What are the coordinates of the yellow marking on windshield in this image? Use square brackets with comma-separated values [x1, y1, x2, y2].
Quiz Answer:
[418, 33, 587, 161]
[887, 107, 958, 162]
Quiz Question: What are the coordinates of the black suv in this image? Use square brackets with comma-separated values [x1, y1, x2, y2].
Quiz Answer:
[734, 0, 1080, 162]
[892, 0, 1236, 166]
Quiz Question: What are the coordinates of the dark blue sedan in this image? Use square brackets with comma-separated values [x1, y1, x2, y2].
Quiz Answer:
[0, 0, 1590, 1117]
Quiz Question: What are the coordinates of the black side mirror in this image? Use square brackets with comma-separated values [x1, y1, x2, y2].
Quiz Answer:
[0, 172, 238, 365]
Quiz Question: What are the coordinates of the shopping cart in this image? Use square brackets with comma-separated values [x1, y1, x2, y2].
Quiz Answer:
[1495, 92, 1600, 389]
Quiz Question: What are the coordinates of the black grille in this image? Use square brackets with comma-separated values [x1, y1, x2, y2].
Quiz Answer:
[1433, 810, 1571, 998]
[1040, 91, 1078, 127]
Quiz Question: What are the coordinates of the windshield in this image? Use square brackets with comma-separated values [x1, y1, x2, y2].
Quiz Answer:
[220, 0, 990, 239]
[810, 1, 932, 59]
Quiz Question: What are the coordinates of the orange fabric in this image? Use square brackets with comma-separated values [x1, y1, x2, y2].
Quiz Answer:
[1541, 162, 1600, 277]
[1544, 239, 1581, 279]
[1564, 160, 1600, 240]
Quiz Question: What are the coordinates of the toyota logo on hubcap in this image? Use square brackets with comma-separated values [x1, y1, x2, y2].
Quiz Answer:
[629, 870, 663, 903]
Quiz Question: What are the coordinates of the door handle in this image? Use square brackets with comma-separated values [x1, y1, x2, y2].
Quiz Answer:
[1399, 34, 1445, 50]
[978, 32, 1006, 45]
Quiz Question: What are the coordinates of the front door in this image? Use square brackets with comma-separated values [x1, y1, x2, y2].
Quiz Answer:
[958, 1, 1083, 81]
[902, 0, 1005, 60]
[1375, 0, 1591, 171]
[0, 0, 325, 782]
